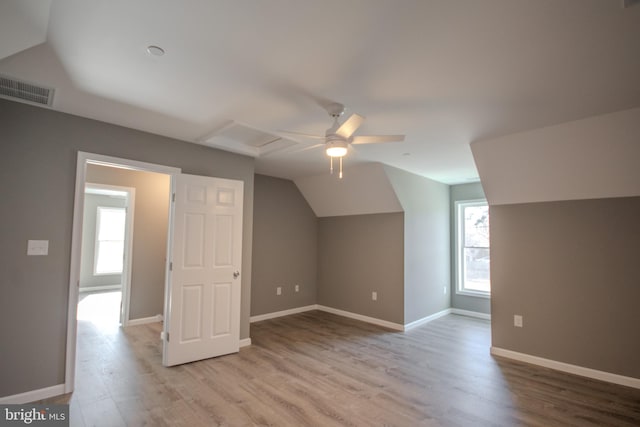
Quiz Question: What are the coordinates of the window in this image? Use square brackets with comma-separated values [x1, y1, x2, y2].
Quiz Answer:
[456, 200, 490, 296]
[95, 207, 126, 275]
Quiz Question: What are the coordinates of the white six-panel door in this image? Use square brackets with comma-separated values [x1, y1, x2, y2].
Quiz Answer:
[163, 174, 243, 367]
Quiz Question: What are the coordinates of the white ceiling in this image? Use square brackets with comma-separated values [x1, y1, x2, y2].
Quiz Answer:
[1, 0, 639, 184]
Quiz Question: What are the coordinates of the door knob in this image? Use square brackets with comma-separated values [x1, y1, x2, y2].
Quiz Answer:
[233, 271, 240, 279]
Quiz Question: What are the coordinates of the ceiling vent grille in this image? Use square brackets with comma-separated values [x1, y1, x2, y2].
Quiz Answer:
[0, 75, 55, 107]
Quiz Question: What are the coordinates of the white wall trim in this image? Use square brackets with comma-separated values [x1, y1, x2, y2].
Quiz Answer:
[239, 338, 252, 348]
[79, 284, 122, 292]
[127, 314, 163, 326]
[403, 309, 452, 331]
[491, 347, 640, 390]
[0, 384, 65, 404]
[316, 305, 405, 331]
[250, 305, 317, 323]
[250, 304, 412, 331]
[451, 308, 491, 320]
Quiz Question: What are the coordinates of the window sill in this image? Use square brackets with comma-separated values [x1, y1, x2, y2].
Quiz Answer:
[456, 290, 491, 299]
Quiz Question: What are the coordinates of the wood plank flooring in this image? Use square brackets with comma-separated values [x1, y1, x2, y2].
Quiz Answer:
[43, 311, 640, 426]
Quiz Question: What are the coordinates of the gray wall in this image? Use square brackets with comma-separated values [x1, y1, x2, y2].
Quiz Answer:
[86, 165, 171, 320]
[384, 166, 450, 324]
[0, 99, 254, 398]
[449, 183, 490, 314]
[79, 193, 126, 290]
[251, 174, 317, 316]
[317, 213, 405, 324]
[490, 196, 640, 379]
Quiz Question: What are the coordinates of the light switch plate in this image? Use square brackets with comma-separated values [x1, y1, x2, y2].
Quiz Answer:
[514, 315, 523, 328]
[27, 240, 49, 256]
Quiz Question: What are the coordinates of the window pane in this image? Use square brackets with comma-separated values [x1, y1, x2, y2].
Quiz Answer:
[98, 208, 126, 241]
[463, 247, 490, 293]
[96, 207, 126, 275]
[96, 241, 124, 274]
[464, 205, 489, 248]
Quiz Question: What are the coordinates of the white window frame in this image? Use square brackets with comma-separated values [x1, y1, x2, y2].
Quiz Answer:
[94, 206, 127, 276]
[455, 199, 490, 298]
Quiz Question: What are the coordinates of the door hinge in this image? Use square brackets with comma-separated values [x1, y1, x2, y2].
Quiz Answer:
[166, 332, 169, 342]
[161, 331, 169, 342]
[169, 262, 173, 271]
[172, 193, 176, 202]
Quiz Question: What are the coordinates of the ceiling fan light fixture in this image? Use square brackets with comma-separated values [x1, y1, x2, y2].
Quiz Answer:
[325, 139, 348, 157]
[326, 146, 347, 157]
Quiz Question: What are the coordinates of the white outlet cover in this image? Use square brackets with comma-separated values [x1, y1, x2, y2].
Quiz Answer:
[372, 291, 377, 301]
[276, 286, 282, 295]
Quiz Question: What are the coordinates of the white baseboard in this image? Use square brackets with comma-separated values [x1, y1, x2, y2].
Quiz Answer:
[250, 304, 463, 333]
[0, 384, 65, 404]
[239, 338, 251, 348]
[79, 284, 121, 292]
[127, 314, 163, 326]
[250, 305, 317, 323]
[491, 347, 640, 390]
[316, 305, 405, 331]
[403, 309, 452, 331]
[451, 308, 491, 320]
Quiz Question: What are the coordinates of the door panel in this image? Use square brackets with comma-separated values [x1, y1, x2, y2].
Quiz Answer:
[163, 174, 243, 366]
[212, 283, 232, 336]
[214, 215, 233, 266]
[181, 284, 203, 342]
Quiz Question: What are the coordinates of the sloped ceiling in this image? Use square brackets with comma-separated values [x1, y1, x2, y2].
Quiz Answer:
[294, 163, 402, 217]
[0, 1, 639, 185]
[0, 0, 51, 60]
[472, 108, 640, 205]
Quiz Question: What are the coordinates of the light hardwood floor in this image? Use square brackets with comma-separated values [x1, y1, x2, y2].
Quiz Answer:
[44, 311, 640, 426]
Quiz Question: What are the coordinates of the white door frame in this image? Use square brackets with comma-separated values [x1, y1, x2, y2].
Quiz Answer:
[83, 182, 135, 326]
[65, 151, 180, 393]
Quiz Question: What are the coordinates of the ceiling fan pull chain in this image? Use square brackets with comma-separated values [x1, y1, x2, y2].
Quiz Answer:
[339, 157, 343, 179]
[330, 156, 334, 174]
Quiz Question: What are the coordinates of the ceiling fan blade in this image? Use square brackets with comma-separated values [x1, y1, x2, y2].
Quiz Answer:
[278, 130, 325, 140]
[351, 135, 405, 145]
[336, 113, 365, 139]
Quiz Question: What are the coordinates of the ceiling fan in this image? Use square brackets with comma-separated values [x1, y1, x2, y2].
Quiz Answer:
[280, 102, 405, 178]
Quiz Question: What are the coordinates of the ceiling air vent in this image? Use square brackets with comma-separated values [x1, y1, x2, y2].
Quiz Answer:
[0, 74, 55, 107]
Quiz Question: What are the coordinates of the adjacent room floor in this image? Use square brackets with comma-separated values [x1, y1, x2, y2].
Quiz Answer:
[44, 311, 640, 426]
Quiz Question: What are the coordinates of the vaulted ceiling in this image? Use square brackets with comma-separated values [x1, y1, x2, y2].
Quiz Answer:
[1, 0, 639, 184]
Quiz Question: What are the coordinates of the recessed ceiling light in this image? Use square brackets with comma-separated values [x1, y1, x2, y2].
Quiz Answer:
[146, 45, 165, 56]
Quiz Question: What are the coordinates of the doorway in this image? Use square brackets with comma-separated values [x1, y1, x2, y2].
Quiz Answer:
[78, 184, 134, 329]
[65, 152, 180, 393]
[65, 152, 245, 395]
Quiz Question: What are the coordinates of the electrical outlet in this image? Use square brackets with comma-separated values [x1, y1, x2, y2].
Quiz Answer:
[372, 291, 377, 301]
[514, 315, 523, 328]
[276, 286, 282, 296]
[295, 285, 300, 293]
